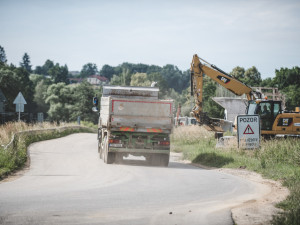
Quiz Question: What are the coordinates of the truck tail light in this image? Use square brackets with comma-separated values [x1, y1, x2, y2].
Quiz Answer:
[158, 141, 170, 146]
[109, 139, 122, 144]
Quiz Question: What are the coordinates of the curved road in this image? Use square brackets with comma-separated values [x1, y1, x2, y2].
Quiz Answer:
[0, 133, 260, 225]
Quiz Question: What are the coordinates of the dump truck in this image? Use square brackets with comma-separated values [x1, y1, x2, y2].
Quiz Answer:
[94, 85, 174, 166]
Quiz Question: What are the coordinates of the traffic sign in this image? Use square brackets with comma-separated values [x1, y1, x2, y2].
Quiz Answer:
[237, 115, 260, 149]
[13, 92, 27, 121]
[13, 92, 27, 105]
[243, 124, 254, 134]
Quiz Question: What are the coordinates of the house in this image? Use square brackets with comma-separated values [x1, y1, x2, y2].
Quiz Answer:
[87, 75, 108, 86]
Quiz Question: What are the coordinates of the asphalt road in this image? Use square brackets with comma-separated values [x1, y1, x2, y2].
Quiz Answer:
[0, 133, 260, 225]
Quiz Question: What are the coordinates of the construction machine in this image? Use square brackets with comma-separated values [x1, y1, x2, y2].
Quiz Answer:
[190, 54, 300, 138]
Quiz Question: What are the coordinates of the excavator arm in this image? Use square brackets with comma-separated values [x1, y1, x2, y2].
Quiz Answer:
[190, 54, 261, 131]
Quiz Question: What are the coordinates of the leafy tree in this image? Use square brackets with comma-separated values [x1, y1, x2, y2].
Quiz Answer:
[45, 82, 74, 122]
[260, 77, 274, 87]
[80, 63, 98, 78]
[230, 66, 245, 81]
[230, 66, 262, 86]
[70, 81, 98, 123]
[283, 85, 300, 110]
[111, 68, 131, 85]
[0, 64, 34, 114]
[34, 59, 54, 75]
[20, 53, 32, 73]
[0, 66, 19, 112]
[160, 65, 189, 93]
[48, 63, 68, 83]
[274, 67, 300, 90]
[147, 72, 168, 94]
[100, 64, 115, 80]
[273, 67, 300, 110]
[197, 76, 224, 118]
[244, 66, 262, 86]
[30, 74, 46, 87]
[0, 45, 7, 64]
[34, 80, 50, 114]
[110, 74, 122, 85]
[130, 73, 151, 86]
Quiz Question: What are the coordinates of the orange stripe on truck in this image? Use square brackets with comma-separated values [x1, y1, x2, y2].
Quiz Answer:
[147, 128, 162, 133]
[120, 127, 135, 131]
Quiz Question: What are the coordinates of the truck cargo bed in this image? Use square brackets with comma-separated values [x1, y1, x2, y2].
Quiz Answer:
[100, 97, 173, 132]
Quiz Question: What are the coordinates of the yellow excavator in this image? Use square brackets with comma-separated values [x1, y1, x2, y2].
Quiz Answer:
[190, 54, 300, 138]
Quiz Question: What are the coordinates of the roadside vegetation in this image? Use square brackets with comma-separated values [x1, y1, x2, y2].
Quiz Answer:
[0, 121, 94, 179]
[171, 126, 300, 225]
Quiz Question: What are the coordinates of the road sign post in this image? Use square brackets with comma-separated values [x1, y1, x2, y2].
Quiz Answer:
[237, 115, 260, 149]
[13, 92, 27, 122]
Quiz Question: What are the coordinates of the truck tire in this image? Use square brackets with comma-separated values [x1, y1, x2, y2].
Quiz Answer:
[103, 136, 115, 164]
[99, 137, 105, 159]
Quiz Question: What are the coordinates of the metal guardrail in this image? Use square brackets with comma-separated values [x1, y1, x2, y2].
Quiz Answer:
[3, 125, 83, 150]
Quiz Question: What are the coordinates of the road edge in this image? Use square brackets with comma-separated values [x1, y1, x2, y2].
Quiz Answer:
[171, 152, 290, 225]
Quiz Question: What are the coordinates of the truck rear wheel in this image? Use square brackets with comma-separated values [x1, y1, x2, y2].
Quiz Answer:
[103, 136, 115, 164]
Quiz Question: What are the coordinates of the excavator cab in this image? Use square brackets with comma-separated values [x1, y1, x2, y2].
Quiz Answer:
[247, 100, 282, 131]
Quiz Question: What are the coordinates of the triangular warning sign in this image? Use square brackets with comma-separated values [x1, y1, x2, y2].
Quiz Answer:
[243, 124, 254, 134]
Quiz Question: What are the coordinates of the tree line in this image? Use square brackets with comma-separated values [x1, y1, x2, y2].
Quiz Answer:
[0, 45, 299, 124]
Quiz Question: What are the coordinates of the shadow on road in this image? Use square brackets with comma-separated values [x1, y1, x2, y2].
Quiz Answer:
[192, 152, 234, 168]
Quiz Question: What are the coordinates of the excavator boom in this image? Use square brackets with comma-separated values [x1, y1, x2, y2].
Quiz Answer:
[190, 54, 260, 131]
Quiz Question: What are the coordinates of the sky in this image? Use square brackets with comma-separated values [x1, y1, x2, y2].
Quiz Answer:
[1, 0, 300, 79]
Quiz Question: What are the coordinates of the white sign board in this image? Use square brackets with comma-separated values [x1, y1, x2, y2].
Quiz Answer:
[237, 115, 260, 149]
[13, 92, 27, 121]
[13, 92, 27, 105]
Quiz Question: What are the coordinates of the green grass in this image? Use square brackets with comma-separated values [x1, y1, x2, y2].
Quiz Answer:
[0, 125, 94, 179]
[171, 126, 300, 225]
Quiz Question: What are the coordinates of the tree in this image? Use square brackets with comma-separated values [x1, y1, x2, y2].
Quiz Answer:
[244, 66, 262, 86]
[20, 53, 32, 73]
[48, 63, 68, 83]
[147, 72, 168, 94]
[230, 66, 245, 81]
[0, 64, 34, 114]
[274, 67, 300, 90]
[0, 65, 19, 112]
[260, 77, 274, 87]
[273, 67, 300, 110]
[160, 65, 189, 93]
[80, 63, 98, 78]
[45, 83, 74, 122]
[70, 81, 98, 123]
[34, 80, 50, 114]
[110, 74, 122, 85]
[0, 45, 7, 64]
[34, 59, 54, 75]
[100, 64, 115, 80]
[130, 73, 151, 86]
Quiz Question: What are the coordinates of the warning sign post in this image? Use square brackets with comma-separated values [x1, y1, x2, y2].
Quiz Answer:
[237, 115, 260, 149]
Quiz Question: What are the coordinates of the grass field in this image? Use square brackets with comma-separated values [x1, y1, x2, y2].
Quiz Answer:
[171, 126, 300, 225]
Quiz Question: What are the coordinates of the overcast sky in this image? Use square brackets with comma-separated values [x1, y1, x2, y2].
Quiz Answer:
[1, 0, 299, 78]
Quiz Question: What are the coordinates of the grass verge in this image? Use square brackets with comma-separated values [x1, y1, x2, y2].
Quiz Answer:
[171, 126, 300, 225]
[0, 122, 95, 180]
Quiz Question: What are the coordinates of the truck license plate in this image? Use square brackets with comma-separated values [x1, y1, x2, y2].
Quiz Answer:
[110, 143, 123, 147]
